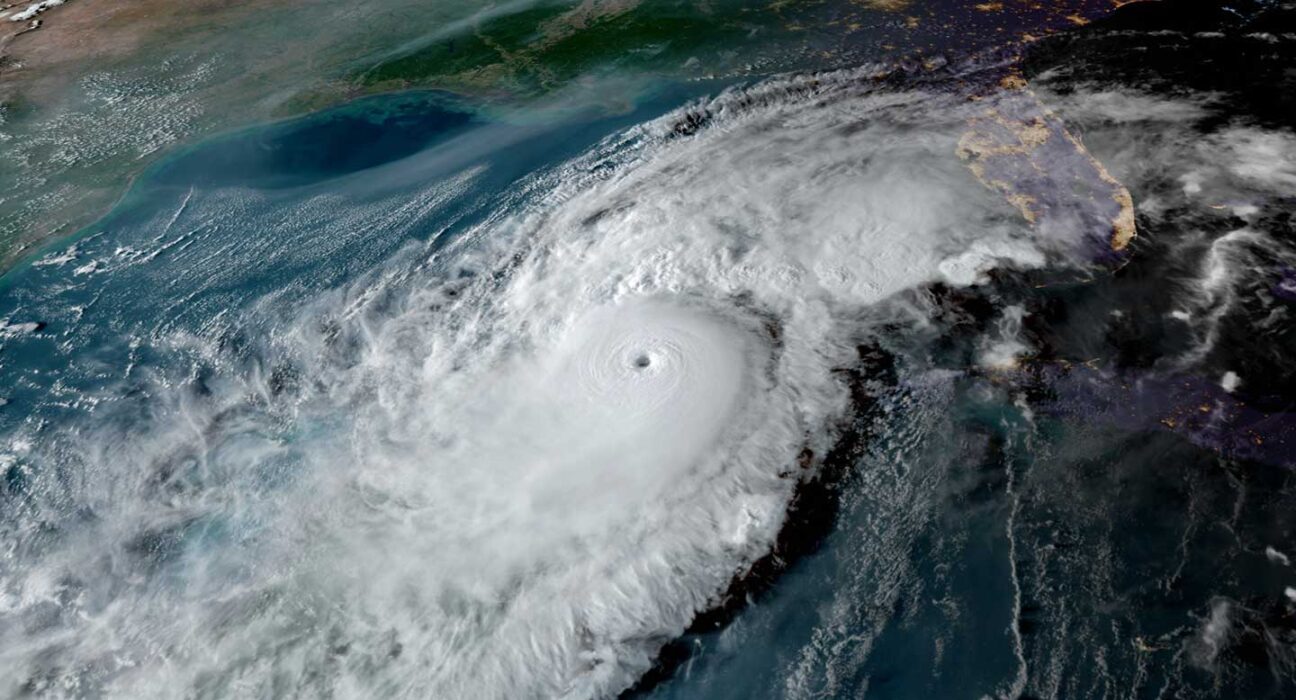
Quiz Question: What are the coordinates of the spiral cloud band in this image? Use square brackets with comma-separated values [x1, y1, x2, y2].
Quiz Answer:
[1, 63, 1112, 698]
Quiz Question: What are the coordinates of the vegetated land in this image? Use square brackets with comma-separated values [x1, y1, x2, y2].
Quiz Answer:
[0, 0, 1125, 271]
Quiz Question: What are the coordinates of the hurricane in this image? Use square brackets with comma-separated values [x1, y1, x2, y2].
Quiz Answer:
[0, 58, 1078, 697]
[3, 1, 1296, 697]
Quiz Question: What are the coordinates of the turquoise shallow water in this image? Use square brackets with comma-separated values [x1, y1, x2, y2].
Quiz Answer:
[0, 84, 698, 428]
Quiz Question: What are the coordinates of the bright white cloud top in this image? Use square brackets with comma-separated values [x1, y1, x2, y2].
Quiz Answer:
[0, 63, 1109, 698]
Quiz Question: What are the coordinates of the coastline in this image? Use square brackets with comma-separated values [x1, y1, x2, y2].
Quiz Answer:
[0, 0, 1141, 277]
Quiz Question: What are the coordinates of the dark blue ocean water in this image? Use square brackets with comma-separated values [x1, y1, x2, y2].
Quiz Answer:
[0, 85, 699, 431]
[2, 67, 1291, 699]
[0, 78, 1041, 699]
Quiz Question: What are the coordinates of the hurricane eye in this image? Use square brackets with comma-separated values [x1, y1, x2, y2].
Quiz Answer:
[633, 354, 652, 369]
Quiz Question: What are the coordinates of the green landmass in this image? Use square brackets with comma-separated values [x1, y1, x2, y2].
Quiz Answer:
[0, 0, 1122, 270]
[295, 0, 839, 107]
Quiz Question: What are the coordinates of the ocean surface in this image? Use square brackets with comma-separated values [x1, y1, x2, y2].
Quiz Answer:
[2, 2, 1296, 697]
